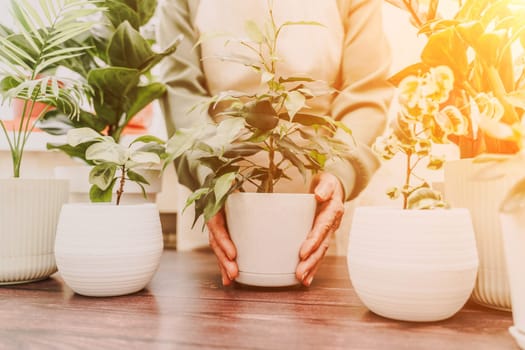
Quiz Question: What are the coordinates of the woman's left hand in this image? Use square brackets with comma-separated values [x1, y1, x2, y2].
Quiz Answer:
[296, 172, 345, 286]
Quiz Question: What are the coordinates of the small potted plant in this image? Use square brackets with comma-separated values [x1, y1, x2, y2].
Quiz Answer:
[165, 11, 352, 287]
[347, 65, 479, 322]
[40, 0, 180, 204]
[54, 128, 165, 297]
[387, 0, 525, 311]
[0, 0, 99, 284]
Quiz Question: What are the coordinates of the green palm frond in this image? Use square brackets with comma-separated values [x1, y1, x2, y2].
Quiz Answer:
[0, 0, 102, 177]
[0, 0, 101, 80]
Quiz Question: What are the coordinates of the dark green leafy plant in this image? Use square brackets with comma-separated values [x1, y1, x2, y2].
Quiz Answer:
[0, 0, 100, 177]
[67, 127, 165, 204]
[42, 0, 180, 159]
[165, 8, 352, 225]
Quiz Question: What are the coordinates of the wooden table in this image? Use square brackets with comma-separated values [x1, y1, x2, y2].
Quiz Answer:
[0, 250, 518, 349]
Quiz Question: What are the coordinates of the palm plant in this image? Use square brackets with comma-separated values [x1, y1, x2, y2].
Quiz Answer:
[0, 0, 99, 177]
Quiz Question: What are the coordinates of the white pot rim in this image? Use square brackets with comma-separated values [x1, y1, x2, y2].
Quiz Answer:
[62, 202, 157, 209]
[228, 192, 315, 199]
[354, 206, 469, 215]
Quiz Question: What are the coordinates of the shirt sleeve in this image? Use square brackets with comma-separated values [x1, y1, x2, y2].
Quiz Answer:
[329, 0, 394, 201]
[157, 0, 211, 136]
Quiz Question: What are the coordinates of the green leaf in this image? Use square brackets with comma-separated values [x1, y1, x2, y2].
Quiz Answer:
[89, 163, 117, 191]
[103, 0, 140, 29]
[284, 91, 306, 121]
[46, 142, 95, 164]
[244, 100, 279, 131]
[89, 180, 116, 203]
[130, 134, 165, 145]
[127, 169, 150, 185]
[183, 188, 210, 212]
[505, 90, 525, 110]
[421, 27, 468, 80]
[126, 83, 166, 122]
[213, 172, 236, 205]
[86, 140, 128, 165]
[108, 21, 154, 69]
[67, 127, 103, 146]
[245, 20, 264, 43]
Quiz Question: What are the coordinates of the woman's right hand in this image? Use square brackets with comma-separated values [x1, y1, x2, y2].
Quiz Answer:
[207, 210, 239, 286]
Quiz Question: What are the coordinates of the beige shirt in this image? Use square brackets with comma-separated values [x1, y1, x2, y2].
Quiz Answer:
[157, 0, 393, 200]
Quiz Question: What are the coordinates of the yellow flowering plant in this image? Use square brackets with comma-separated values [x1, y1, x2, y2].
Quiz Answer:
[374, 65, 468, 209]
[387, 0, 525, 158]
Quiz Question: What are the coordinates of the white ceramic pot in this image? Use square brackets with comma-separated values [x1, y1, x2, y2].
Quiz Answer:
[347, 207, 478, 322]
[444, 159, 521, 310]
[54, 166, 162, 204]
[0, 178, 69, 284]
[225, 192, 316, 287]
[55, 203, 163, 297]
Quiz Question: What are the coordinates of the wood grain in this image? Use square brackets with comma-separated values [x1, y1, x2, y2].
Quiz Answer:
[0, 250, 518, 350]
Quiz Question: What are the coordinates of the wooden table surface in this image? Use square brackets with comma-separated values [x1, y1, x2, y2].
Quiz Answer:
[0, 250, 518, 350]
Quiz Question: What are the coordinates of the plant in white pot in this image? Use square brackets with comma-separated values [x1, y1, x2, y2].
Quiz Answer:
[0, 0, 100, 284]
[388, 0, 525, 311]
[54, 127, 165, 297]
[347, 65, 479, 322]
[39, 0, 180, 204]
[164, 13, 352, 287]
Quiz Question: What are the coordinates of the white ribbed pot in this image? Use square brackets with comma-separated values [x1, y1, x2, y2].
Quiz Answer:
[55, 203, 163, 297]
[0, 178, 69, 284]
[498, 178, 525, 348]
[444, 159, 522, 311]
[225, 192, 316, 287]
[347, 207, 479, 322]
[54, 166, 162, 204]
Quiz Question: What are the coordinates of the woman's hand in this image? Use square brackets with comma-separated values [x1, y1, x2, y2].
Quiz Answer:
[296, 172, 345, 287]
[207, 210, 239, 286]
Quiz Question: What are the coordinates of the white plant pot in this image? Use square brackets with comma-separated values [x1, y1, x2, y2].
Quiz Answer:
[0, 179, 69, 284]
[499, 209, 525, 348]
[444, 159, 521, 310]
[347, 207, 478, 322]
[225, 192, 316, 287]
[55, 203, 163, 297]
[54, 166, 162, 204]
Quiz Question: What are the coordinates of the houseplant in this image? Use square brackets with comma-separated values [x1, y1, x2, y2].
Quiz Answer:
[40, 0, 180, 203]
[347, 65, 479, 322]
[165, 10, 352, 287]
[54, 127, 165, 297]
[387, 0, 525, 310]
[0, 0, 100, 284]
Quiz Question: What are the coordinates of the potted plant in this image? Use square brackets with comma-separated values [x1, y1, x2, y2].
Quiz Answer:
[39, 0, 180, 204]
[347, 65, 479, 322]
[54, 127, 165, 297]
[0, 0, 100, 284]
[387, 0, 525, 311]
[165, 11, 352, 287]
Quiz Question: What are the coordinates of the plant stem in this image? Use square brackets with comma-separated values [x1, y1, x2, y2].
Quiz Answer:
[266, 136, 275, 193]
[403, 150, 412, 210]
[116, 166, 126, 205]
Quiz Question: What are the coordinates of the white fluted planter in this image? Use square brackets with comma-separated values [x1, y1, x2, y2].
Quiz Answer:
[347, 207, 478, 322]
[444, 159, 522, 311]
[225, 192, 316, 287]
[0, 179, 69, 284]
[54, 166, 162, 204]
[55, 203, 163, 297]
[498, 178, 525, 348]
